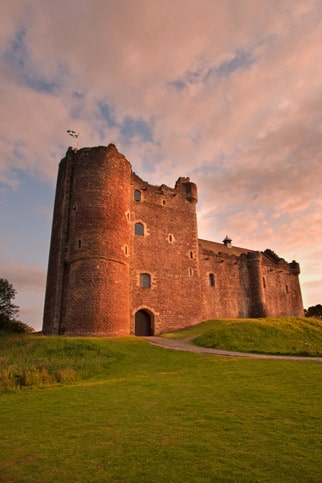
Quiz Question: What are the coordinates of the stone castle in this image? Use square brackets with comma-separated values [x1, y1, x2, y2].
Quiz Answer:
[43, 144, 304, 336]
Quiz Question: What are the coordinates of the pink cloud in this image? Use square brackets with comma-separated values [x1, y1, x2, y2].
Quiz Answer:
[1, 0, 321, 323]
[1, 260, 46, 330]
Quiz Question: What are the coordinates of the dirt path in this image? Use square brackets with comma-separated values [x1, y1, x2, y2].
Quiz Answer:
[145, 336, 322, 362]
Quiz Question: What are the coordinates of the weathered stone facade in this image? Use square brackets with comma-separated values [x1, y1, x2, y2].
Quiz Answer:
[43, 144, 304, 336]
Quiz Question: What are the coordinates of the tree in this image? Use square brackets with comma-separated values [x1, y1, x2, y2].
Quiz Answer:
[0, 278, 19, 324]
[305, 304, 322, 319]
[0, 278, 34, 333]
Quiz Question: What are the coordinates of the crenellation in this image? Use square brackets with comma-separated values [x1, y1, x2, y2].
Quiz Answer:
[43, 144, 304, 336]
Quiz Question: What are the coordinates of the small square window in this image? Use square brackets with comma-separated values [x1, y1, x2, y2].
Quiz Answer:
[140, 273, 151, 288]
[135, 223, 144, 236]
[134, 190, 141, 201]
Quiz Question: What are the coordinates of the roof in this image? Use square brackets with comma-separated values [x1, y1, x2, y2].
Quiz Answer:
[198, 238, 256, 257]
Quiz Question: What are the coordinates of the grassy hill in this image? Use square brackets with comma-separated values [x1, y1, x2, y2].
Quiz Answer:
[162, 316, 322, 357]
[0, 320, 321, 482]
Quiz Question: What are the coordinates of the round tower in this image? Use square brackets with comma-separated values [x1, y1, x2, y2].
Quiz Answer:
[62, 144, 131, 336]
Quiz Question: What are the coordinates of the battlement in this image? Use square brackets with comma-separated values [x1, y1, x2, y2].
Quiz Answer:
[43, 145, 304, 336]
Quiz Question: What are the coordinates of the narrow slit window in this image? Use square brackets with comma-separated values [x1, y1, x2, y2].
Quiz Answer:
[189, 250, 193, 259]
[134, 222, 144, 236]
[209, 273, 215, 286]
[78, 239, 82, 249]
[263, 277, 266, 289]
[140, 273, 151, 288]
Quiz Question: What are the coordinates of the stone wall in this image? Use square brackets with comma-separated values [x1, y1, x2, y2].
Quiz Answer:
[130, 174, 203, 334]
[260, 253, 304, 316]
[43, 145, 132, 336]
[43, 144, 304, 337]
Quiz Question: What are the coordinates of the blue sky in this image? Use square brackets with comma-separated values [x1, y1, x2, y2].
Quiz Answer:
[1, 0, 322, 330]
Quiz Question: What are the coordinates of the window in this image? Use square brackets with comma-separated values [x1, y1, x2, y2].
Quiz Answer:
[124, 245, 128, 256]
[209, 273, 215, 286]
[140, 273, 151, 288]
[189, 250, 193, 259]
[134, 190, 141, 201]
[78, 239, 82, 249]
[134, 222, 144, 236]
[168, 234, 173, 242]
[189, 268, 193, 276]
[286, 285, 289, 294]
[263, 277, 266, 289]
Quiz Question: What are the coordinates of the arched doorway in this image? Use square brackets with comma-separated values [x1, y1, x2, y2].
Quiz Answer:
[135, 310, 153, 336]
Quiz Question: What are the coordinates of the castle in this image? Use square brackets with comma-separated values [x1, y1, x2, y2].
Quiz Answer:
[43, 144, 304, 336]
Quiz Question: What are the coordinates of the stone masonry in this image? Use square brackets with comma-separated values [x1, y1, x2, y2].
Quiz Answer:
[43, 144, 304, 336]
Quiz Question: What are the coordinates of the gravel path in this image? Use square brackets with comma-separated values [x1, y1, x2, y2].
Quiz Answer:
[145, 336, 322, 362]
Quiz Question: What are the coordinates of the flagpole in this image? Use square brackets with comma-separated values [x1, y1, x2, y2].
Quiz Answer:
[66, 130, 80, 151]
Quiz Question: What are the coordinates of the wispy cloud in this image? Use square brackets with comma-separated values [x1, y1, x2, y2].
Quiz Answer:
[1, 0, 321, 327]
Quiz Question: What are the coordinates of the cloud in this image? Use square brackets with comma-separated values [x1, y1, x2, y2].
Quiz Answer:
[1, 260, 46, 291]
[302, 279, 322, 308]
[1, 260, 46, 330]
[1, 0, 321, 323]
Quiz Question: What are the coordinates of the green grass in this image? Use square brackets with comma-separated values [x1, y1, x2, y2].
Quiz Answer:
[162, 317, 322, 356]
[0, 332, 321, 482]
[0, 333, 124, 390]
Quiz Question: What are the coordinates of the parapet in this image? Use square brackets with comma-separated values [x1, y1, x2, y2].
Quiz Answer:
[289, 260, 300, 275]
[175, 177, 198, 203]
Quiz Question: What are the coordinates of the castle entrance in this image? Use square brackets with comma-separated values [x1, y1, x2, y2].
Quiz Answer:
[135, 310, 153, 336]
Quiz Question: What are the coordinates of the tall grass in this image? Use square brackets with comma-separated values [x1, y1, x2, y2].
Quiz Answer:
[0, 333, 123, 391]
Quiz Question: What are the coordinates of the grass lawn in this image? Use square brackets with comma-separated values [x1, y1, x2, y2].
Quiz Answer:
[162, 317, 322, 357]
[0, 333, 321, 482]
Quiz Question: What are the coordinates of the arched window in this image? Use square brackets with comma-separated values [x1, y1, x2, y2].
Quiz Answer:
[134, 190, 141, 201]
[140, 273, 151, 288]
[209, 273, 215, 286]
[134, 222, 144, 236]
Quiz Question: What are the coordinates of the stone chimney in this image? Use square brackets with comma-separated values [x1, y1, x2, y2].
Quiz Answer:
[223, 235, 232, 248]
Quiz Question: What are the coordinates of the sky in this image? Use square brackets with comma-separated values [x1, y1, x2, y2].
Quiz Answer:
[1, 0, 321, 331]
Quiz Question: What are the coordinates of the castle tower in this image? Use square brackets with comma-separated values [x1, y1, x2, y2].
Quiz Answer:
[44, 143, 304, 337]
[129, 174, 203, 334]
[43, 144, 131, 336]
